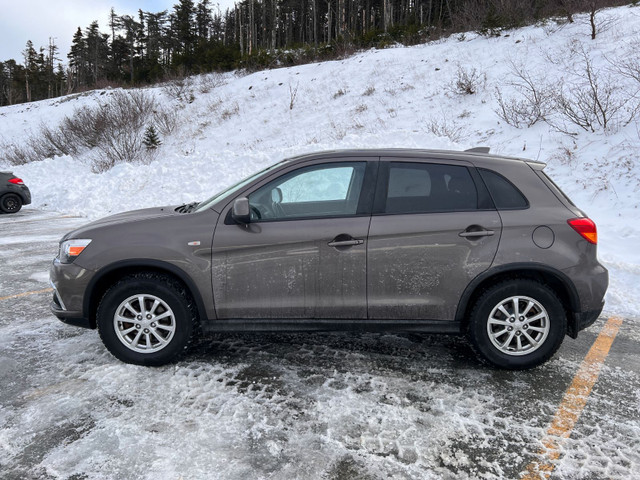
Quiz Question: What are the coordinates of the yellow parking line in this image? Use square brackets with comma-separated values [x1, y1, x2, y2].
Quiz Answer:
[521, 316, 623, 479]
[0, 288, 53, 301]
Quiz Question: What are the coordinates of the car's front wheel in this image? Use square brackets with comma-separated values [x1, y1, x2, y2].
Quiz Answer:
[467, 279, 566, 369]
[0, 193, 22, 214]
[96, 273, 199, 366]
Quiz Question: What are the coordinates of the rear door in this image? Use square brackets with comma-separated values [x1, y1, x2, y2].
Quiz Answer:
[212, 158, 377, 319]
[367, 158, 502, 321]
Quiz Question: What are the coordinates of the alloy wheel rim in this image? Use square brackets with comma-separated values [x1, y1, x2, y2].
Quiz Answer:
[113, 294, 176, 353]
[486, 295, 550, 356]
[5, 197, 18, 211]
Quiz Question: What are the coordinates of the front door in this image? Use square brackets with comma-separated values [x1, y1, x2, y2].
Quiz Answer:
[367, 159, 502, 321]
[212, 160, 375, 319]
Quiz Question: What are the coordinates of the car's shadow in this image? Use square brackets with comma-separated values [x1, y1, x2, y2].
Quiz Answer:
[190, 330, 481, 373]
[184, 329, 580, 401]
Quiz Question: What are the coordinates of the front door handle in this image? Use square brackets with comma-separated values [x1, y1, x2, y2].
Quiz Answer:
[328, 234, 364, 247]
[459, 229, 495, 238]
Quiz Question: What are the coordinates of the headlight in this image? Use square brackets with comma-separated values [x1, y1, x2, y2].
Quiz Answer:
[59, 239, 92, 264]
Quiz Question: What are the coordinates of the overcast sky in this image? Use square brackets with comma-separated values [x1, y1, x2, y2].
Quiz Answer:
[0, 0, 237, 63]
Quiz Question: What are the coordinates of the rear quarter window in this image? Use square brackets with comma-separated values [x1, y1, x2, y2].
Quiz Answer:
[479, 169, 529, 210]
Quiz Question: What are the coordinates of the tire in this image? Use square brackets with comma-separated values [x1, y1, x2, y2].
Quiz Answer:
[96, 273, 199, 366]
[0, 193, 22, 214]
[467, 279, 566, 370]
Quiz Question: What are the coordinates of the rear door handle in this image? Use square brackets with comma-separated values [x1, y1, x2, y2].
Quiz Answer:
[459, 229, 495, 238]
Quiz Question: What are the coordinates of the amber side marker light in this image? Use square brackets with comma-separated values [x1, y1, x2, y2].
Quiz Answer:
[60, 239, 92, 263]
[67, 245, 88, 256]
[567, 218, 597, 244]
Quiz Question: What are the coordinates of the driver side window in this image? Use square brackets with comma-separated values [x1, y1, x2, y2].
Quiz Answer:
[248, 162, 366, 221]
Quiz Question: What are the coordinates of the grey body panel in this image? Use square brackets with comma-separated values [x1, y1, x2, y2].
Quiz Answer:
[368, 210, 501, 320]
[211, 216, 369, 319]
[476, 158, 607, 313]
[52, 207, 219, 321]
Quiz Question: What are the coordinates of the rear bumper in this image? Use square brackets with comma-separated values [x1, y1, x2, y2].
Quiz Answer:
[562, 259, 608, 338]
[568, 302, 604, 338]
[20, 186, 31, 205]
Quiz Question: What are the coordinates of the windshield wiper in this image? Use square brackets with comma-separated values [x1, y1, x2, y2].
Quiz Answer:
[174, 201, 199, 213]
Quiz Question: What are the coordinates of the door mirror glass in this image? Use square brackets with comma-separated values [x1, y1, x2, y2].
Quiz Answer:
[271, 187, 283, 203]
[232, 197, 251, 224]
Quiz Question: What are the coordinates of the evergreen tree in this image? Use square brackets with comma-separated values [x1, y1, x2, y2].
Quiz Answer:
[143, 125, 162, 149]
[22, 40, 39, 102]
[174, 0, 196, 69]
[196, 0, 214, 40]
[67, 27, 86, 91]
[118, 15, 143, 83]
[85, 21, 110, 85]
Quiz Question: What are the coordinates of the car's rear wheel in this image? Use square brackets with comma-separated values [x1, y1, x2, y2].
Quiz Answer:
[468, 279, 566, 369]
[0, 193, 22, 214]
[97, 273, 199, 366]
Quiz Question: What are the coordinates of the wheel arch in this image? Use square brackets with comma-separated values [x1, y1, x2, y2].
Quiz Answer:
[2, 190, 28, 203]
[455, 263, 579, 335]
[83, 259, 208, 329]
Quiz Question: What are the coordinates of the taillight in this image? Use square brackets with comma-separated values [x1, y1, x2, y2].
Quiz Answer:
[8, 178, 24, 185]
[567, 218, 597, 244]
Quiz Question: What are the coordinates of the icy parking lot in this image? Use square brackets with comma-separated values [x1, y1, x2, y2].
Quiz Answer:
[1, 209, 639, 480]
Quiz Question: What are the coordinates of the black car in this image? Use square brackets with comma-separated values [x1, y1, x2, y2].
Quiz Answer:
[0, 171, 31, 213]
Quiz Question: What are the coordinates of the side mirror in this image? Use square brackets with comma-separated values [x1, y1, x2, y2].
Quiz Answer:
[232, 197, 251, 224]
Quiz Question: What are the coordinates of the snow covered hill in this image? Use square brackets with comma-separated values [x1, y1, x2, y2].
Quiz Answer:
[1, 5, 639, 317]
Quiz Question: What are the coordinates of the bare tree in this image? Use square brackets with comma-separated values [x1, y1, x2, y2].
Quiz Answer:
[548, 45, 638, 133]
[494, 62, 554, 128]
[288, 81, 299, 110]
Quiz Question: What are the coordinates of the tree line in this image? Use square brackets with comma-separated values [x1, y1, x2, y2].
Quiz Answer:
[0, 0, 625, 107]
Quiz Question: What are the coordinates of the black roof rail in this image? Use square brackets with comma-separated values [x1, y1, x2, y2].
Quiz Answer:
[465, 147, 490, 153]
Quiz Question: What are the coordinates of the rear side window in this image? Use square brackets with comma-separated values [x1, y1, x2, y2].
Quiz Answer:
[384, 163, 478, 214]
[479, 169, 528, 210]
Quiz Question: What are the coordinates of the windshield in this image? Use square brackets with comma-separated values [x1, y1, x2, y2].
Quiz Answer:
[194, 160, 288, 213]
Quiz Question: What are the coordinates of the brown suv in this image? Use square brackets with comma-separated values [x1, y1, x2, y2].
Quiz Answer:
[50, 148, 608, 368]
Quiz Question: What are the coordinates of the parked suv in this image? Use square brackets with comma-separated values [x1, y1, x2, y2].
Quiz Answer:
[1, 171, 31, 213]
[50, 149, 608, 368]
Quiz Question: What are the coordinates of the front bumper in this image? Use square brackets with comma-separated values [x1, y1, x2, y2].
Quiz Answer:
[49, 258, 95, 329]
